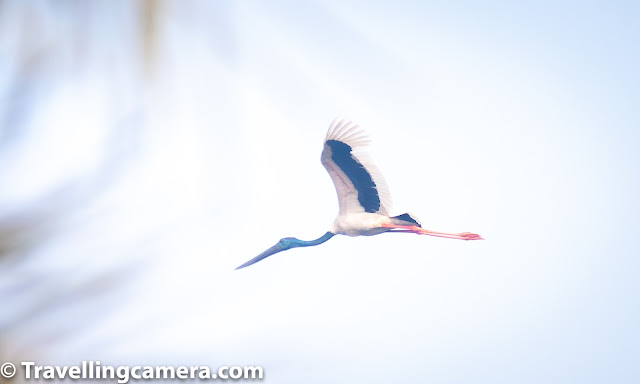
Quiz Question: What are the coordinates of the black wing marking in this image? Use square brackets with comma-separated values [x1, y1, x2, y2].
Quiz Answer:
[326, 139, 380, 213]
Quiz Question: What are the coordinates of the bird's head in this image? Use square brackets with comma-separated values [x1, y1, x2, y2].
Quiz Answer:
[235, 232, 334, 270]
[235, 237, 299, 270]
[278, 237, 300, 249]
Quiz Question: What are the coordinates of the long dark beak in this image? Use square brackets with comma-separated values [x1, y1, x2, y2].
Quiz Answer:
[235, 243, 287, 270]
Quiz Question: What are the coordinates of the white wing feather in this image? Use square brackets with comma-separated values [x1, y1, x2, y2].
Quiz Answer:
[320, 118, 392, 216]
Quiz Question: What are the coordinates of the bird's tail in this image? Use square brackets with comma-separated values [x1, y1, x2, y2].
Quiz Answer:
[390, 213, 422, 227]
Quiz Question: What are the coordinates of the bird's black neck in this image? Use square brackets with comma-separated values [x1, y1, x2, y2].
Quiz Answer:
[293, 231, 335, 247]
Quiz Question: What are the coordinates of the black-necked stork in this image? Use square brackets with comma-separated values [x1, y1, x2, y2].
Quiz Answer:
[236, 119, 482, 269]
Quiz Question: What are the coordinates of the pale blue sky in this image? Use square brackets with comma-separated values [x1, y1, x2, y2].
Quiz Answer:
[222, 2, 640, 382]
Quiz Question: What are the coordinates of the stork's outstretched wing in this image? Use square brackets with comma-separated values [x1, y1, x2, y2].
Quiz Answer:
[320, 119, 392, 215]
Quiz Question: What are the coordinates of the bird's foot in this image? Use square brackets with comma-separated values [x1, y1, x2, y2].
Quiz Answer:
[456, 232, 484, 240]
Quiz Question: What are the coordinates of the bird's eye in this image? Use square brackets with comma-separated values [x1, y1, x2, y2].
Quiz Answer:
[279, 237, 294, 245]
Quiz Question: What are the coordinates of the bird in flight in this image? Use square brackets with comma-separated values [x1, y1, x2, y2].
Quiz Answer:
[236, 119, 482, 269]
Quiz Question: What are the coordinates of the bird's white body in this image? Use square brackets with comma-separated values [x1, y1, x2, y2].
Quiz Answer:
[331, 212, 391, 236]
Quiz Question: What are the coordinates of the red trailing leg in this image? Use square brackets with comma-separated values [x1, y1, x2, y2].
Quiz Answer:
[380, 223, 483, 240]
